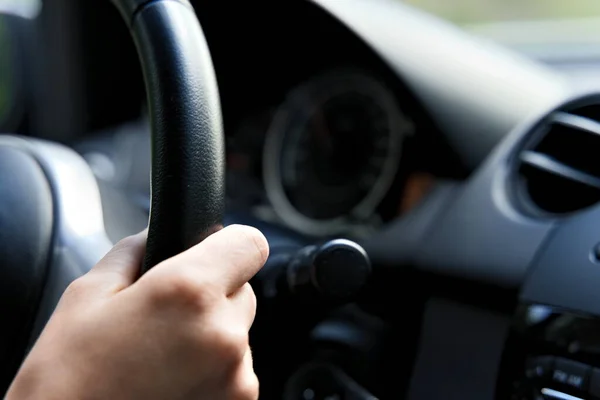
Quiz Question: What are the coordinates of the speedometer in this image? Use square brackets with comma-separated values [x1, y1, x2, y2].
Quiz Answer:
[263, 71, 413, 236]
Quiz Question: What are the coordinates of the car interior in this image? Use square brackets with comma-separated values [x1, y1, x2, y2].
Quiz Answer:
[2, 0, 600, 399]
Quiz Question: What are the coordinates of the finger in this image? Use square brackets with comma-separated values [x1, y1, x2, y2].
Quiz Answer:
[243, 348, 255, 375]
[228, 283, 257, 331]
[164, 225, 269, 295]
[87, 229, 147, 293]
[228, 349, 259, 400]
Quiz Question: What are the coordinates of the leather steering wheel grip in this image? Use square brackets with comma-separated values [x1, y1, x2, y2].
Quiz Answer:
[112, 0, 225, 272]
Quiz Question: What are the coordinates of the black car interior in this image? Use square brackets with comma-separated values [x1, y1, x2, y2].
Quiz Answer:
[2, 0, 600, 399]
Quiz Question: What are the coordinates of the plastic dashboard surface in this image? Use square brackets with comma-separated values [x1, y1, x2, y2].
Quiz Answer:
[365, 94, 600, 299]
[359, 88, 600, 398]
[363, 101, 558, 291]
[521, 203, 600, 317]
[311, 0, 572, 169]
[407, 299, 511, 400]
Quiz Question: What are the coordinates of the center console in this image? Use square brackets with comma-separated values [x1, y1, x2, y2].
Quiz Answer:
[500, 305, 600, 400]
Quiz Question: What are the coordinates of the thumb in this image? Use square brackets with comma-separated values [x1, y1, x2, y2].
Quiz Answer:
[86, 230, 147, 295]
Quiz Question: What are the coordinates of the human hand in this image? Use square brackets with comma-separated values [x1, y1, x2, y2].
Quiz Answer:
[6, 225, 269, 400]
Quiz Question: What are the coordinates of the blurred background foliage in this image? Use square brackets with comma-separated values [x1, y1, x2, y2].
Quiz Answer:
[404, 0, 600, 24]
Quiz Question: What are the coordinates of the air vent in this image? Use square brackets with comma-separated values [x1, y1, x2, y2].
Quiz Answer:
[515, 108, 600, 215]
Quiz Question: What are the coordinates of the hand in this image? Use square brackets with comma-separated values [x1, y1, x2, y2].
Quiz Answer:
[6, 225, 269, 400]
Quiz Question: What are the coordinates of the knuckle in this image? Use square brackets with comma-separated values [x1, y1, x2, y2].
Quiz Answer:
[115, 234, 138, 249]
[64, 277, 91, 299]
[99, 234, 143, 264]
[111, 234, 141, 255]
[213, 329, 248, 363]
[148, 268, 196, 302]
[149, 268, 218, 310]
[241, 284, 257, 313]
[190, 284, 221, 311]
[230, 374, 259, 400]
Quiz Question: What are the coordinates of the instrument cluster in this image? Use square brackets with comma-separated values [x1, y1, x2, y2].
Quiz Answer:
[226, 68, 455, 238]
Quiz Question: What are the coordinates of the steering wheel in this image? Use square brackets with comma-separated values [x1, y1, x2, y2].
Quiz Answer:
[0, 0, 223, 393]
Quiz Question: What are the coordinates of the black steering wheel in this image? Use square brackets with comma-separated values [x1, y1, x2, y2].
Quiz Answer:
[0, 0, 223, 393]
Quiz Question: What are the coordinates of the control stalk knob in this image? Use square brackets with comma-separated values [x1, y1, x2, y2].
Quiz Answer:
[286, 239, 371, 303]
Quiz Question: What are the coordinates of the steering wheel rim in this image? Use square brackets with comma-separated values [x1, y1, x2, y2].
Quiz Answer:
[114, 0, 225, 272]
[0, 0, 224, 393]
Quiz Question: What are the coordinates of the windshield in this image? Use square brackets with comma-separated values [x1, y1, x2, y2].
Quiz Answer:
[0, 0, 40, 18]
[404, 0, 600, 59]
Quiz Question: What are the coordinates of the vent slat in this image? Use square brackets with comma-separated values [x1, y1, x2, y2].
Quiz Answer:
[515, 104, 600, 215]
[521, 151, 600, 190]
[551, 112, 600, 137]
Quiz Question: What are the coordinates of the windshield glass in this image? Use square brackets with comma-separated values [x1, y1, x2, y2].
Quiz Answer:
[404, 0, 600, 58]
[0, 0, 41, 18]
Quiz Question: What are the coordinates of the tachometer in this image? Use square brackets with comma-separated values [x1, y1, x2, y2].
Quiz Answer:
[263, 70, 413, 236]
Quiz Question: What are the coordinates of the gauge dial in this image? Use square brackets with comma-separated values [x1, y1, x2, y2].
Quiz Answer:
[263, 71, 412, 236]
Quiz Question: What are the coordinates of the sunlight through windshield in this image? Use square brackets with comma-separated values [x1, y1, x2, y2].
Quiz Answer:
[404, 0, 600, 56]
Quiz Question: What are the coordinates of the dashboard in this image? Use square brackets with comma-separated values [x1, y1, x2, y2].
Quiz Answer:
[75, 64, 463, 242]
[243, 70, 409, 236]
[67, 1, 472, 242]
[5, 1, 599, 398]
[225, 68, 461, 238]
[2, 0, 575, 243]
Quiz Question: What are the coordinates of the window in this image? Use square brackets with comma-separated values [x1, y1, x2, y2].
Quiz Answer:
[403, 0, 600, 59]
[404, 0, 600, 25]
[0, 0, 41, 19]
